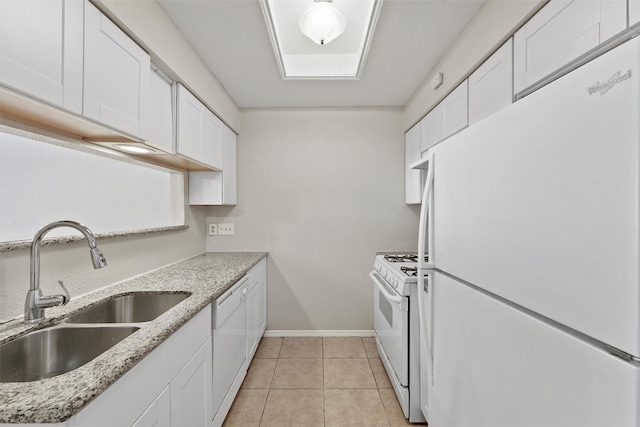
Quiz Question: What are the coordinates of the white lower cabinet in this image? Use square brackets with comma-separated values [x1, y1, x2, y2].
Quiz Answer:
[132, 386, 171, 427]
[170, 338, 213, 426]
[130, 337, 212, 427]
[69, 306, 211, 427]
[247, 259, 267, 361]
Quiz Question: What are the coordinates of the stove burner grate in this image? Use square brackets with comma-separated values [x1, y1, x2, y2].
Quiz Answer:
[384, 254, 418, 263]
[400, 266, 418, 277]
[383, 254, 428, 263]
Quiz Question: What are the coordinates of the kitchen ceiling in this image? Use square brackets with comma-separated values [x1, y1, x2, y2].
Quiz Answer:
[157, 0, 485, 109]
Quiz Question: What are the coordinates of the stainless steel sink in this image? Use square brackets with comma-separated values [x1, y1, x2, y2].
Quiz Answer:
[65, 292, 191, 324]
[0, 326, 139, 382]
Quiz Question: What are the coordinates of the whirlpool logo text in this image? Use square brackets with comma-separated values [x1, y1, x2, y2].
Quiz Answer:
[587, 69, 632, 95]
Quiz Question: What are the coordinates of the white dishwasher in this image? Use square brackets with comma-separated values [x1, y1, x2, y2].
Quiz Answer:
[211, 276, 249, 427]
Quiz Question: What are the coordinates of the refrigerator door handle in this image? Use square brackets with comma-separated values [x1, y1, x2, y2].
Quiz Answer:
[418, 152, 434, 269]
[417, 273, 434, 385]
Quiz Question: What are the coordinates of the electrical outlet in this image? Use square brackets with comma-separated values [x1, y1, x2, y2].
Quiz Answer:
[218, 223, 235, 235]
[208, 223, 218, 236]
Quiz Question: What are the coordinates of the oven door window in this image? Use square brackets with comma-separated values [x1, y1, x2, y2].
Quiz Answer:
[373, 277, 409, 386]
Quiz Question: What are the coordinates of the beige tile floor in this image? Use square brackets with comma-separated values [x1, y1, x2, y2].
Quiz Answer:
[223, 337, 419, 427]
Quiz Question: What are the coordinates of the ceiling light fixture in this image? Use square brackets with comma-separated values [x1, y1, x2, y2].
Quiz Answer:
[299, 0, 346, 46]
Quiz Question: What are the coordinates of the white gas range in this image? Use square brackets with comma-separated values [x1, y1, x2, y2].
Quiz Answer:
[370, 253, 431, 423]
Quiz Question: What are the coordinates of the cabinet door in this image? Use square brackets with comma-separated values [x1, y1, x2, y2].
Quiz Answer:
[420, 105, 443, 155]
[247, 284, 259, 362]
[132, 385, 171, 427]
[202, 110, 224, 170]
[0, 0, 83, 113]
[170, 338, 213, 427]
[145, 67, 174, 153]
[221, 126, 237, 205]
[188, 126, 237, 205]
[256, 277, 267, 337]
[631, 0, 640, 27]
[176, 84, 223, 169]
[469, 39, 513, 126]
[513, 0, 626, 94]
[84, 1, 150, 138]
[441, 80, 468, 139]
[405, 124, 422, 205]
[247, 260, 267, 362]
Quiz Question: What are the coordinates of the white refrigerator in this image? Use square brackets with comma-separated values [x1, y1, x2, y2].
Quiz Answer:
[417, 35, 640, 426]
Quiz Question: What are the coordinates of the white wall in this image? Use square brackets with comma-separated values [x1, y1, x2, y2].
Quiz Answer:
[0, 181, 206, 324]
[206, 108, 418, 332]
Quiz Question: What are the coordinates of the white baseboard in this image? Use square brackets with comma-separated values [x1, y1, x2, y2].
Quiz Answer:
[263, 330, 375, 337]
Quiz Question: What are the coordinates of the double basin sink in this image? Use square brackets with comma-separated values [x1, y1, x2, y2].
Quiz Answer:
[0, 292, 191, 383]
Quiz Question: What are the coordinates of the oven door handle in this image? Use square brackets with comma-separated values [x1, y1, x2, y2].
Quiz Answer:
[369, 271, 403, 306]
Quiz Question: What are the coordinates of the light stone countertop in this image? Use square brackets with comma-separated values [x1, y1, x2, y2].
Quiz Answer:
[0, 251, 267, 424]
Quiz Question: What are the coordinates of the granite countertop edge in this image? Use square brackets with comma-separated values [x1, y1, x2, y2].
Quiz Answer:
[0, 251, 268, 424]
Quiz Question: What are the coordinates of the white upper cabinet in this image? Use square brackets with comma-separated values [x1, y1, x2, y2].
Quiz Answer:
[84, 1, 150, 139]
[405, 124, 422, 205]
[514, 0, 626, 94]
[188, 128, 238, 206]
[442, 80, 468, 140]
[420, 80, 468, 156]
[420, 104, 444, 155]
[631, 0, 640, 27]
[469, 39, 513, 126]
[145, 66, 175, 153]
[0, 0, 83, 114]
[221, 126, 238, 205]
[176, 84, 223, 170]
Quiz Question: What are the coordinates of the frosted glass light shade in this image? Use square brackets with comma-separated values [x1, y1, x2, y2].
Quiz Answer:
[299, 2, 346, 45]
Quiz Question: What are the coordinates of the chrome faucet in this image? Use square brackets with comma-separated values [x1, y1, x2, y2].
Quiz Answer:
[24, 220, 107, 323]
